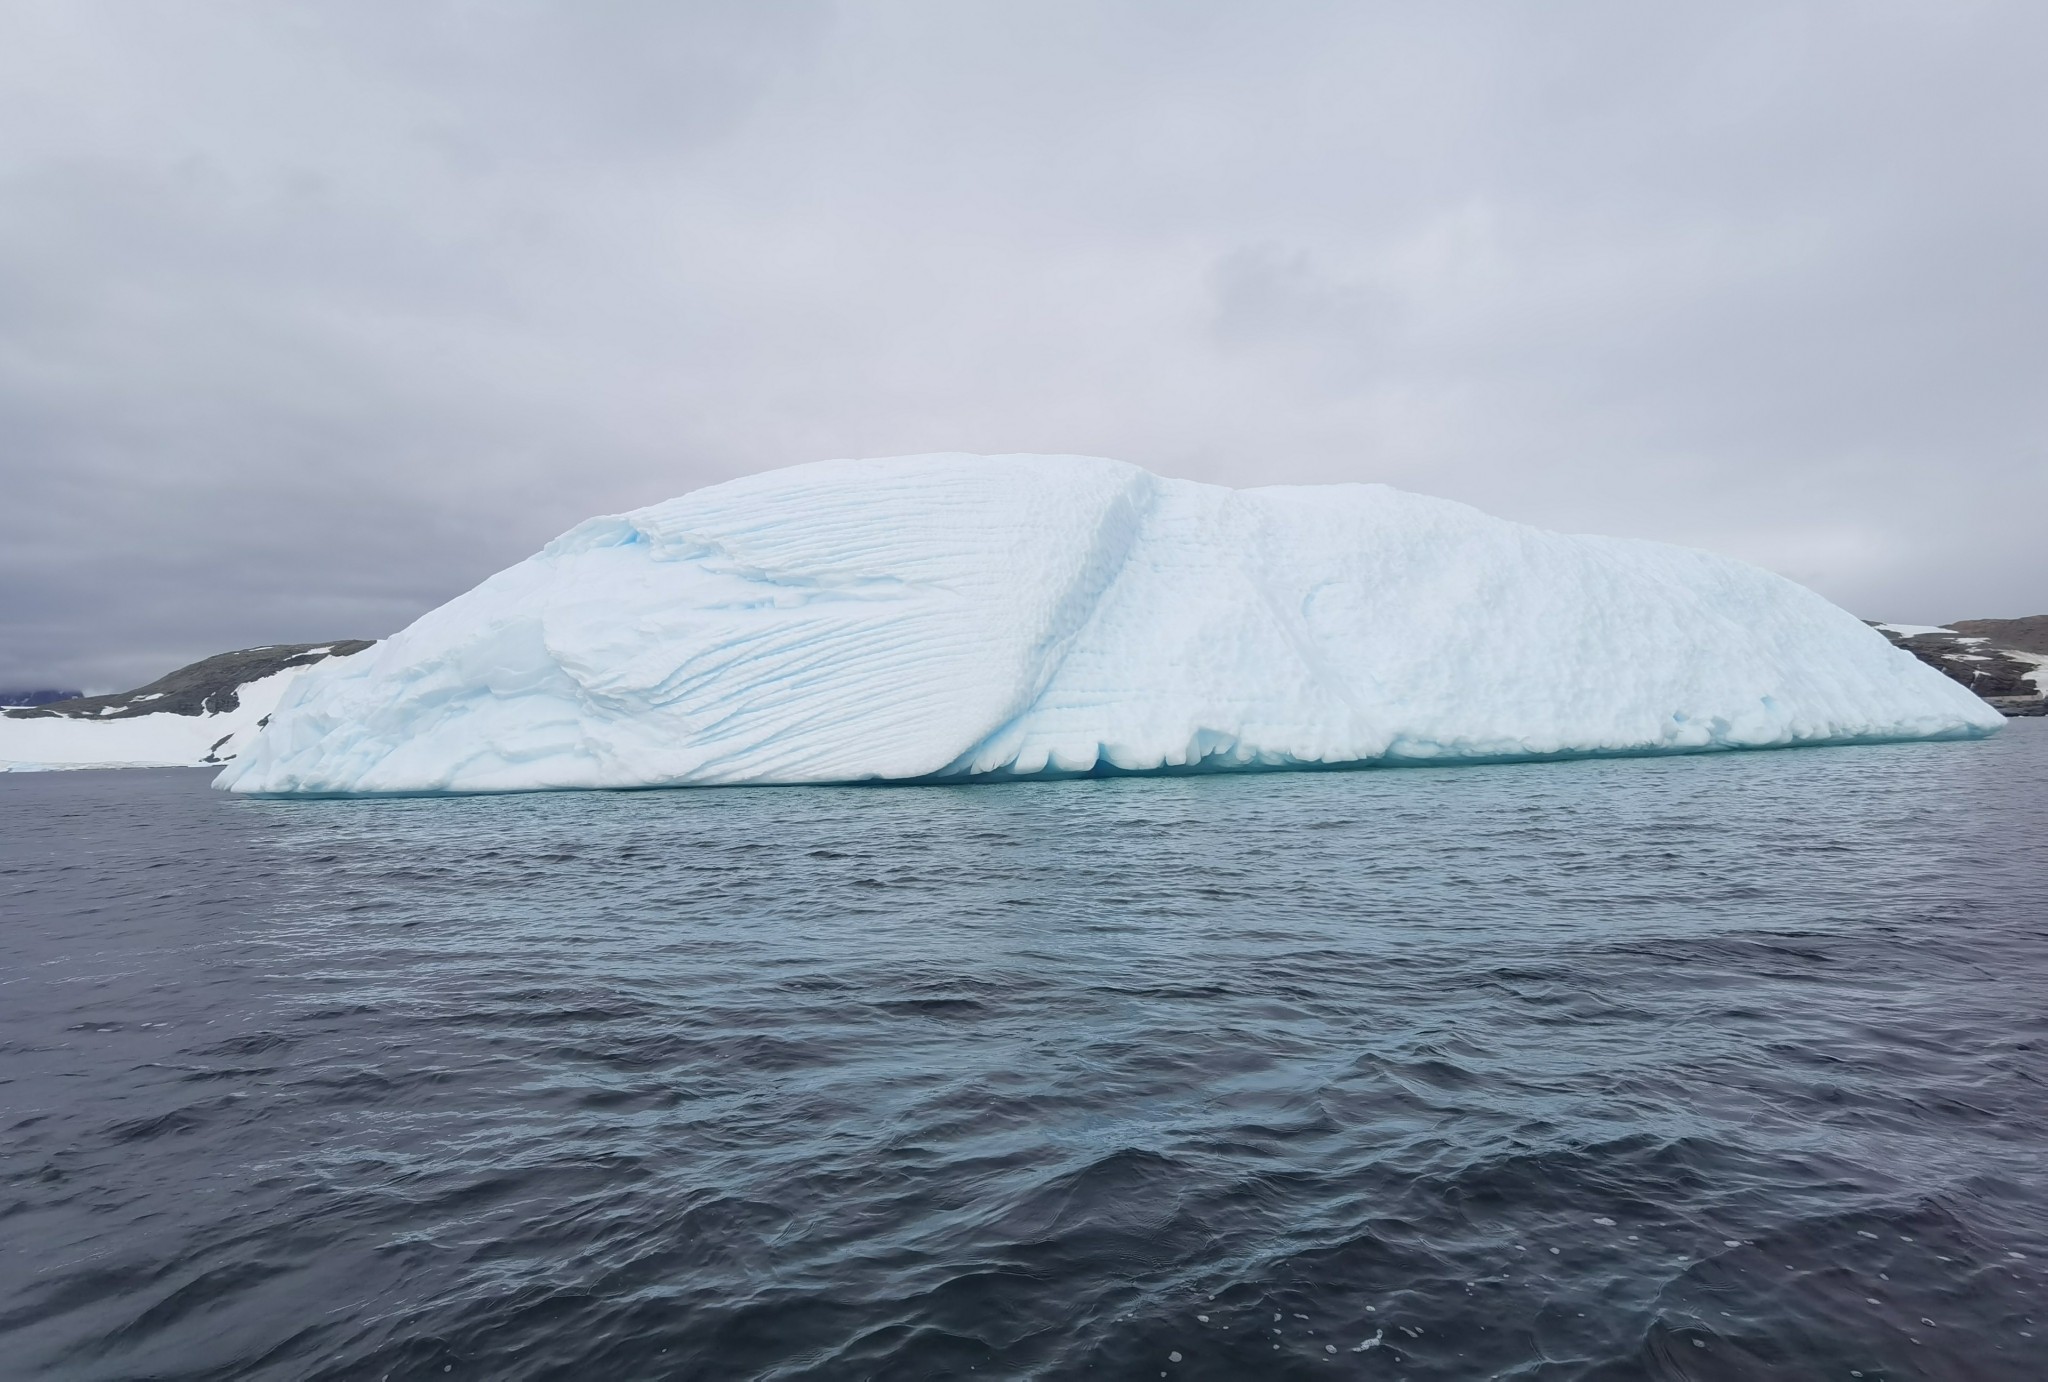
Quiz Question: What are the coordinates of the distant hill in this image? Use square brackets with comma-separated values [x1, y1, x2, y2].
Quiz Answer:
[0, 689, 84, 708]
[0, 641, 374, 772]
[4, 642, 375, 722]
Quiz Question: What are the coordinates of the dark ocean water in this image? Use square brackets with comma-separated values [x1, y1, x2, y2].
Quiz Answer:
[3, 726, 2045, 1381]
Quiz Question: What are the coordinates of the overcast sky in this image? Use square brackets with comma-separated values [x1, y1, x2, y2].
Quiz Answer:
[3, 1, 2043, 690]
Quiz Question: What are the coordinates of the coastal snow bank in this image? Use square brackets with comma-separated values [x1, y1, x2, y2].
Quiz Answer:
[2, 643, 370, 772]
[217, 455, 2001, 795]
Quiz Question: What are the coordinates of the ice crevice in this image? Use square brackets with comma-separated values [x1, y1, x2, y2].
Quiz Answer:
[214, 453, 2004, 795]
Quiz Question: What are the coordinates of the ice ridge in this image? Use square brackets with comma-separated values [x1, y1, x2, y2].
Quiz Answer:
[216, 454, 2002, 795]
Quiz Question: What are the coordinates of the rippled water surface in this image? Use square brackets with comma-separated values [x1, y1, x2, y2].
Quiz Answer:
[4, 726, 2047, 1380]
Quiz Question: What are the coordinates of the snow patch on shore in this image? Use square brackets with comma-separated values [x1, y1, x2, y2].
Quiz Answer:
[3, 666, 310, 772]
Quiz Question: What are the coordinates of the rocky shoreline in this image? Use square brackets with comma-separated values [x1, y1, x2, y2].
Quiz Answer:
[1867, 619, 2047, 717]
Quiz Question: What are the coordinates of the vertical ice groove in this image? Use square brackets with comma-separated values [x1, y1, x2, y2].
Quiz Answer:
[932, 468, 1163, 778]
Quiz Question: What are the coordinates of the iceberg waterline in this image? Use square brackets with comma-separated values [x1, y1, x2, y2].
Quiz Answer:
[216, 454, 2002, 795]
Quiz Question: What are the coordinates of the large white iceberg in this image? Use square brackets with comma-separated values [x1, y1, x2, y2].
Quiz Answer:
[216, 454, 2001, 795]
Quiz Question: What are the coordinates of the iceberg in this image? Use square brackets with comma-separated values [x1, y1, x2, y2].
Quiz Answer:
[216, 454, 2001, 795]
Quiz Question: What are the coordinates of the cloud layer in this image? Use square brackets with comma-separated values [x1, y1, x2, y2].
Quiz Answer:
[4, 1, 2043, 689]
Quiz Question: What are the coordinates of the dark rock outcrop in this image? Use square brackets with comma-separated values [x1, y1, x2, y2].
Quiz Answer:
[1868, 621, 2046, 717]
[1946, 615, 2048, 657]
[3, 642, 375, 721]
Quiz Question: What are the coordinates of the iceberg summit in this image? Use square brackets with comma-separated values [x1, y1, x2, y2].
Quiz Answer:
[217, 454, 2001, 795]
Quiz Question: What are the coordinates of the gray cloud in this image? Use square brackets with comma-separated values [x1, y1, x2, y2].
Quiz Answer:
[2, 0, 2043, 689]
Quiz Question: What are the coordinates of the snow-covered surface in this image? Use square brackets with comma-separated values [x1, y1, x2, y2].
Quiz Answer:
[2, 665, 313, 772]
[2010, 649, 2048, 694]
[1874, 622, 1958, 638]
[218, 454, 2003, 795]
